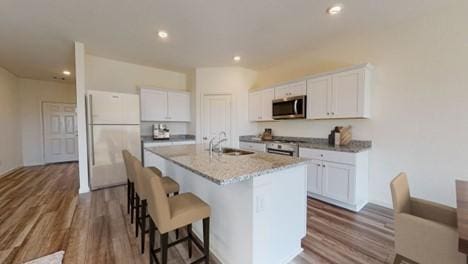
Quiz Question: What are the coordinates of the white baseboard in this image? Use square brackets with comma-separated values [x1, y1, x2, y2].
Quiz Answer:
[79, 186, 90, 194]
[368, 198, 393, 209]
[0, 166, 22, 178]
[280, 247, 303, 264]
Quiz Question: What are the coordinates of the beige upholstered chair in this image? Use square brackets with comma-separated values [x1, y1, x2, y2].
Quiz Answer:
[390, 173, 464, 264]
[122, 150, 136, 223]
[122, 150, 180, 254]
[143, 167, 211, 264]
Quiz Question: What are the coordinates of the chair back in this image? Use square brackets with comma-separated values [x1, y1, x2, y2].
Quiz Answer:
[143, 167, 171, 232]
[122, 150, 135, 182]
[390, 172, 411, 214]
[130, 156, 147, 199]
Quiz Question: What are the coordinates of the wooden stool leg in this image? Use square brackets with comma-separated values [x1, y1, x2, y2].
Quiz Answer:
[127, 180, 130, 214]
[161, 232, 169, 264]
[203, 217, 210, 264]
[175, 228, 179, 239]
[187, 224, 192, 258]
[140, 200, 147, 254]
[135, 195, 140, 237]
[130, 183, 135, 224]
[149, 219, 155, 264]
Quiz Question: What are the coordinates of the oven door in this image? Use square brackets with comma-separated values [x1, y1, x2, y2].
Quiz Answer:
[266, 148, 295, 156]
[272, 96, 306, 119]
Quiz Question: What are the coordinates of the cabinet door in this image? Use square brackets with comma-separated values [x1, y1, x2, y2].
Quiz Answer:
[275, 81, 306, 99]
[307, 159, 323, 195]
[331, 69, 364, 118]
[140, 89, 168, 121]
[248, 91, 262, 121]
[307, 77, 331, 119]
[322, 161, 355, 203]
[261, 88, 275, 121]
[167, 91, 190, 121]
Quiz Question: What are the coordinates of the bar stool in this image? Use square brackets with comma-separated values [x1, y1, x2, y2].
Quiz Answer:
[142, 167, 211, 264]
[122, 150, 136, 224]
[130, 156, 180, 254]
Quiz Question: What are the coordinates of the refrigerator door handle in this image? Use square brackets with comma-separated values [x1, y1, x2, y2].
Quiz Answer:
[89, 94, 95, 166]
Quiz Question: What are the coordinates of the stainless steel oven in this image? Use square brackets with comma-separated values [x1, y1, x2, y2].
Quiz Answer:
[266, 142, 299, 157]
[272, 95, 306, 120]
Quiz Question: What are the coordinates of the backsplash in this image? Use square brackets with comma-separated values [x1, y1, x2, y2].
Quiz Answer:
[140, 122, 191, 136]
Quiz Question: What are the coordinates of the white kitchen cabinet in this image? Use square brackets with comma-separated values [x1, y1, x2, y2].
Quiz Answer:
[306, 159, 323, 195]
[167, 91, 190, 121]
[239, 142, 266, 152]
[140, 88, 191, 122]
[300, 147, 369, 212]
[306, 65, 371, 120]
[321, 161, 355, 204]
[306, 76, 331, 119]
[274, 81, 306, 99]
[248, 88, 275, 121]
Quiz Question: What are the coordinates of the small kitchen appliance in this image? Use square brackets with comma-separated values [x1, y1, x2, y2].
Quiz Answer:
[153, 124, 170, 139]
[261, 128, 273, 141]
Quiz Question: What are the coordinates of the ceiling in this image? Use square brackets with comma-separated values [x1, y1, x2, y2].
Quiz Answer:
[0, 0, 456, 82]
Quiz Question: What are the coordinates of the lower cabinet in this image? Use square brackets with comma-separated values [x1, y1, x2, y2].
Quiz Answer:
[300, 148, 368, 212]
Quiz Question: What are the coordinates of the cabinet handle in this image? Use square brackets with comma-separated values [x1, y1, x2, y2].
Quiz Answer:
[322, 165, 325, 167]
[331, 112, 335, 115]
[203, 137, 208, 140]
[320, 154, 323, 157]
[316, 164, 320, 167]
[326, 112, 330, 115]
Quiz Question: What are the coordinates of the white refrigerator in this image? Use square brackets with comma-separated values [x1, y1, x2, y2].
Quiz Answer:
[87, 90, 141, 190]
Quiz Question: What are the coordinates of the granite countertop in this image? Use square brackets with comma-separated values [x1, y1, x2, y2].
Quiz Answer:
[141, 134, 195, 143]
[145, 144, 309, 185]
[239, 135, 372, 153]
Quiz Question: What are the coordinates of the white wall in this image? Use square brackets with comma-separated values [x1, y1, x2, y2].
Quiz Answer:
[18, 78, 76, 166]
[195, 67, 257, 147]
[0, 67, 22, 175]
[253, 4, 468, 207]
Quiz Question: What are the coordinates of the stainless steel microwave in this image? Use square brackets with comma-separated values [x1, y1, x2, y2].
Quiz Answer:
[272, 95, 306, 119]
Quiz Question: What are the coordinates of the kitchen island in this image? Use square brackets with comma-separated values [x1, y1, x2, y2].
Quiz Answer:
[144, 144, 309, 264]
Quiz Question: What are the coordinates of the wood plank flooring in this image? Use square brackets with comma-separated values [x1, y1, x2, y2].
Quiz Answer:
[0, 163, 395, 264]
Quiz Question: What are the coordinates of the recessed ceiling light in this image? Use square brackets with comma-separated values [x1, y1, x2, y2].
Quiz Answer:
[327, 4, 343, 15]
[158, 30, 168, 39]
[233, 56, 241, 62]
[63, 70, 71, 75]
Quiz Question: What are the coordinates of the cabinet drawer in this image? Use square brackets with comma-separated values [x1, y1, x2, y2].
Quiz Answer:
[143, 142, 174, 148]
[299, 147, 356, 165]
[239, 142, 266, 152]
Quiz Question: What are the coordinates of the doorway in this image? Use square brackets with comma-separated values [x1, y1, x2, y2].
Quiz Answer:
[201, 94, 232, 147]
[42, 102, 78, 163]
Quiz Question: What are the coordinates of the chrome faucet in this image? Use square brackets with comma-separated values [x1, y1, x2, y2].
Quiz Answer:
[209, 131, 228, 157]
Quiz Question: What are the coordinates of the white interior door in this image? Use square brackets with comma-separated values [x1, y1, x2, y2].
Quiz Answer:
[43, 102, 78, 163]
[202, 95, 232, 147]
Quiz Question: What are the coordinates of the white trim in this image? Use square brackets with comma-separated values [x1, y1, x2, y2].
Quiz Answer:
[0, 166, 22, 178]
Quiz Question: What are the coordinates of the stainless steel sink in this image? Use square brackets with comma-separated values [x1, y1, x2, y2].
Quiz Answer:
[218, 148, 254, 156]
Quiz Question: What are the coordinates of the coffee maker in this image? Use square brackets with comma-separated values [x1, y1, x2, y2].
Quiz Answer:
[153, 124, 170, 139]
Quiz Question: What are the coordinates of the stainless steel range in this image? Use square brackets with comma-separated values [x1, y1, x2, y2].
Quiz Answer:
[265, 141, 299, 157]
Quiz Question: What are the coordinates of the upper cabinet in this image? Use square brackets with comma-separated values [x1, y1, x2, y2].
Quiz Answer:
[249, 88, 275, 121]
[140, 88, 191, 122]
[307, 65, 372, 120]
[274, 80, 306, 99]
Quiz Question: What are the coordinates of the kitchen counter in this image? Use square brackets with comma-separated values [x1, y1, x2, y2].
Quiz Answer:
[141, 134, 195, 143]
[144, 144, 308, 263]
[239, 135, 371, 153]
[145, 144, 308, 185]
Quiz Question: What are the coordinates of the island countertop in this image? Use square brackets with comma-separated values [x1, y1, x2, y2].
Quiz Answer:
[145, 144, 309, 185]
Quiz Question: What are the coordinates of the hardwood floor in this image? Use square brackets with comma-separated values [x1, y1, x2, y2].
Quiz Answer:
[0, 163, 395, 264]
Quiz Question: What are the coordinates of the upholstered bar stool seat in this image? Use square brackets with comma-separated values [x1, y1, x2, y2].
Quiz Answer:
[148, 167, 180, 195]
[143, 167, 211, 264]
[167, 193, 210, 232]
[122, 150, 136, 224]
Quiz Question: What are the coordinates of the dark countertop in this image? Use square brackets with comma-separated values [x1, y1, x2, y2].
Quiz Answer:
[239, 135, 371, 153]
[141, 134, 195, 143]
